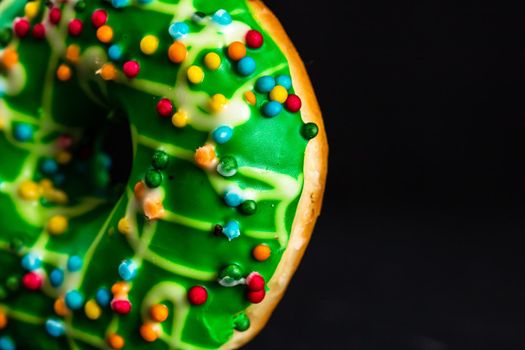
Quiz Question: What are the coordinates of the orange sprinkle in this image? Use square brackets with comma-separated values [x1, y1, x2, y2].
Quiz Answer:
[143, 199, 165, 220]
[140, 323, 160, 342]
[227, 41, 246, 61]
[111, 281, 130, 297]
[244, 91, 256, 106]
[56, 64, 72, 81]
[1, 48, 19, 69]
[107, 333, 125, 349]
[100, 63, 117, 80]
[54, 298, 70, 316]
[0, 310, 7, 329]
[150, 304, 169, 323]
[252, 244, 271, 261]
[168, 41, 187, 63]
[96, 25, 113, 43]
[56, 150, 72, 164]
[194, 144, 216, 169]
[66, 44, 80, 64]
[134, 181, 146, 200]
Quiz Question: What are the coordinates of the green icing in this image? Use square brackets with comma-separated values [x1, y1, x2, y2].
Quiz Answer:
[0, 0, 313, 349]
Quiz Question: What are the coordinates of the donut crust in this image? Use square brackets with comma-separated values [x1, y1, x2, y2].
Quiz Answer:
[224, 1, 328, 348]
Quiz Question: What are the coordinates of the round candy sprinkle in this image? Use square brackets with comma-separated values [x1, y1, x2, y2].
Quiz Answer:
[0, 312, 7, 329]
[269, 85, 288, 103]
[112, 281, 131, 297]
[112, 0, 130, 8]
[54, 298, 69, 316]
[18, 180, 39, 200]
[204, 52, 221, 70]
[13, 124, 33, 143]
[56, 64, 72, 81]
[41, 158, 58, 174]
[187, 65, 204, 84]
[45, 318, 65, 337]
[0, 28, 13, 47]
[49, 268, 64, 288]
[65, 290, 84, 310]
[49, 8, 62, 25]
[47, 215, 68, 235]
[108, 44, 123, 61]
[96, 287, 111, 307]
[67, 255, 83, 272]
[301, 122, 319, 140]
[118, 259, 138, 281]
[85, 299, 102, 320]
[212, 9, 232, 26]
[227, 41, 246, 61]
[237, 56, 256, 76]
[194, 145, 216, 169]
[6, 275, 19, 291]
[140, 35, 159, 55]
[140, 323, 160, 342]
[156, 98, 173, 117]
[100, 63, 117, 80]
[13, 18, 30, 38]
[150, 304, 169, 322]
[233, 313, 251, 331]
[285, 94, 302, 112]
[107, 334, 125, 349]
[22, 272, 42, 290]
[212, 125, 233, 144]
[111, 299, 132, 314]
[223, 189, 243, 207]
[75, 1, 87, 12]
[138, 0, 154, 3]
[276, 75, 292, 90]
[91, 9, 108, 28]
[1, 48, 18, 69]
[217, 156, 237, 177]
[187, 286, 208, 305]
[21, 253, 41, 271]
[172, 110, 188, 128]
[244, 91, 256, 105]
[123, 60, 140, 78]
[252, 244, 271, 261]
[152, 150, 169, 169]
[96, 25, 113, 43]
[218, 264, 244, 287]
[223, 220, 241, 241]
[145, 169, 163, 188]
[247, 289, 265, 304]
[0, 336, 14, 350]
[66, 45, 80, 64]
[245, 29, 264, 49]
[262, 101, 283, 118]
[169, 22, 189, 40]
[240, 200, 257, 215]
[25, 2, 39, 20]
[209, 94, 228, 113]
[255, 76, 275, 93]
[168, 41, 187, 63]
[246, 272, 265, 291]
[32, 23, 46, 40]
[68, 19, 83, 36]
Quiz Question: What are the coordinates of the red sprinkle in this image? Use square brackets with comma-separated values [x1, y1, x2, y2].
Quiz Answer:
[246, 272, 265, 291]
[57, 134, 73, 149]
[68, 19, 83, 36]
[285, 94, 302, 113]
[156, 98, 173, 117]
[32, 23, 46, 39]
[91, 9, 108, 28]
[111, 299, 132, 314]
[13, 18, 30, 38]
[123, 60, 140, 79]
[187, 286, 208, 305]
[49, 8, 62, 25]
[247, 289, 265, 304]
[22, 272, 43, 291]
[245, 30, 263, 49]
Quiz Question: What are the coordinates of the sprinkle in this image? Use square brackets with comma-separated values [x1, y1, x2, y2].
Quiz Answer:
[56, 64, 72, 81]
[108, 44, 123, 61]
[140, 322, 160, 342]
[100, 63, 117, 80]
[168, 41, 187, 63]
[54, 298, 69, 316]
[0, 336, 14, 350]
[96, 25, 113, 43]
[22, 271, 43, 290]
[138, 0, 154, 3]
[6, 276, 19, 291]
[285, 94, 302, 112]
[172, 110, 188, 128]
[218, 264, 244, 287]
[41, 158, 58, 174]
[187, 65, 204, 84]
[252, 244, 271, 261]
[13, 123, 33, 142]
[233, 313, 251, 331]
[269, 85, 288, 103]
[145, 169, 163, 188]
[65, 290, 84, 310]
[67, 255, 83, 272]
[122, 60, 140, 78]
[21, 253, 41, 271]
[107, 334, 125, 349]
[227, 41, 246, 61]
[49, 8, 62, 25]
[118, 259, 138, 281]
[13, 18, 30, 38]
[240, 200, 257, 215]
[117, 217, 131, 234]
[212, 9, 232, 26]
[32, 23, 46, 39]
[194, 145, 216, 169]
[302, 122, 319, 140]
[156, 98, 173, 117]
[247, 289, 265, 304]
[111, 299, 132, 314]
[246, 272, 265, 291]
[91, 9, 108, 28]
[75, 1, 87, 12]
[112, 281, 129, 296]
[24, 2, 39, 20]
[255, 76, 276, 93]
[276, 75, 292, 90]
[187, 286, 208, 305]
[0, 48, 18, 69]
[223, 220, 240, 240]
[111, 0, 130, 8]
[47, 215, 68, 235]
[49, 268, 64, 287]
[96, 287, 112, 307]
[18, 180, 39, 200]
[245, 29, 264, 49]
[209, 93, 228, 113]
[66, 44, 80, 64]
[140, 35, 159, 55]
[85, 299, 102, 320]
[0, 29, 12, 47]
[45, 318, 65, 337]
[262, 101, 283, 118]
[134, 181, 146, 200]
[0, 311, 7, 329]
[168, 22, 189, 40]
[244, 91, 256, 105]
[68, 19, 83, 36]
[223, 188, 243, 207]
[217, 155, 238, 177]
[204, 52, 221, 70]
[212, 125, 233, 144]
[237, 56, 256, 76]
[150, 304, 169, 322]
[214, 224, 223, 236]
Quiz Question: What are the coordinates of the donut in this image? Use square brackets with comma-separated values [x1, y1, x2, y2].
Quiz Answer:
[0, 0, 327, 349]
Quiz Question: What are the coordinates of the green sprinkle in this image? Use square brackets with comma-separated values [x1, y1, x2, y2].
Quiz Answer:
[145, 169, 163, 188]
[233, 313, 250, 332]
[301, 122, 319, 140]
[240, 200, 257, 215]
[74, 1, 86, 12]
[217, 156, 238, 177]
[152, 150, 169, 170]
[6, 275, 20, 291]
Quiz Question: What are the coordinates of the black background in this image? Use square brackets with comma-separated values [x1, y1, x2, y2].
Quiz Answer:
[247, 1, 525, 349]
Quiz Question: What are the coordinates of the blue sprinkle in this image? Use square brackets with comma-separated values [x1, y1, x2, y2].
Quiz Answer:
[118, 259, 138, 281]
[65, 290, 84, 310]
[45, 318, 65, 338]
[275, 75, 292, 90]
[108, 44, 123, 61]
[21, 253, 41, 271]
[237, 57, 256, 76]
[13, 123, 33, 142]
[137, 0, 153, 3]
[97, 153, 112, 170]
[212, 125, 233, 144]
[111, 0, 130, 8]
[53, 173, 65, 186]
[67, 255, 83, 272]
[49, 268, 64, 288]
[262, 101, 283, 118]
[0, 80, 6, 98]
[224, 189, 243, 207]
[212, 9, 232, 26]
[255, 76, 276, 93]
[0, 336, 15, 350]
[40, 158, 58, 175]
[223, 220, 241, 241]
[95, 287, 111, 307]
[169, 22, 189, 40]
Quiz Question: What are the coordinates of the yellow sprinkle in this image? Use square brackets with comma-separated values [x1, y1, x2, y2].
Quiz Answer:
[96, 25, 113, 43]
[1, 48, 18, 69]
[204, 52, 221, 70]
[0, 117, 4, 131]
[187, 65, 204, 84]
[209, 94, 228, 113]
[66, 44, 80, 64]
[269, 85, 288, 103]
[24, 2, 39, 20]
[56, 64, 72, 81]
[117, 217, 131, 235]
[244, 91, 256, 106]
[54, 298, 70, 317]
[171, 110, 188, 128]
[85, 299, 102, 320]
[47, 215, 68, 235]
[140, 35, 159, 55]
[18, 180, 40, 201]
[100, 63, 117, 81]
[56, 150, 72, 165]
